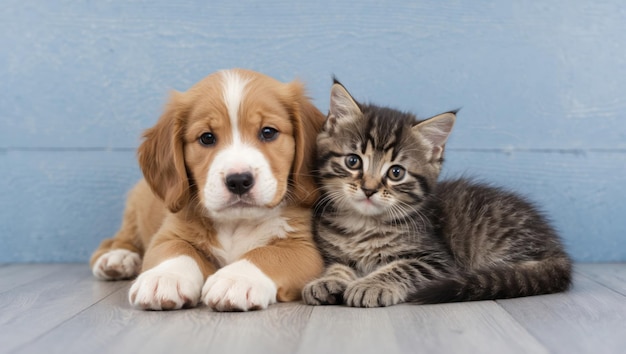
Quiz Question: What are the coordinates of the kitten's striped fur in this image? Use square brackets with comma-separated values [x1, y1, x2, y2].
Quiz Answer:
[302, 81, 572, 307]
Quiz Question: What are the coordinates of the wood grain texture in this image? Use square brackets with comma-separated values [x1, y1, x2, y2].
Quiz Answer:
[0, 0, 624, 149]
[386, 302, 548, 354]
[13, 283, 223, 354]
[0, 264, 69, 293]
[0, 265, 126, 353]
[203, 303, 313, 354]
[497, 271, 626, 354]
[576, 263, 626, 296]
[18, 283, 314, 354]
[299, 302, 548, 354]
[5, 264, 625, 354]
[0, 150, 142, 263]
[298, 306, 403, 354]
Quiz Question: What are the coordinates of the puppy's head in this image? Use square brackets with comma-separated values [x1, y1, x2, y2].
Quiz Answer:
[138, 69, 324, 219]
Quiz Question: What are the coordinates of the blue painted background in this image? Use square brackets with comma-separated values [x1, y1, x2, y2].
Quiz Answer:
[1, 0, 625, 263]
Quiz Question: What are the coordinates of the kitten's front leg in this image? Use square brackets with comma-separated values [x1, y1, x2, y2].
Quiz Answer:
[302, 264, 357, 305]
[345, 260, 429, 308]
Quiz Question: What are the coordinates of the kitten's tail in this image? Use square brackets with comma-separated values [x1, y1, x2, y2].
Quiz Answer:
[409, 257, 572, 304]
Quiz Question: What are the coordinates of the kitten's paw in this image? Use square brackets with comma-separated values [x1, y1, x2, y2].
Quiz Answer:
[128, 256, 204, 310]
[201, 260, 277, 312]
[344, 280, 405, 308]
[92, 249, 141, 280]
[302, 277, 348, 305]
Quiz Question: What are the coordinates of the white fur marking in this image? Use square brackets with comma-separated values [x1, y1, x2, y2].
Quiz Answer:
[204, 143, 278, 216]
[211, 210, 293, 267]
[128, 255, 204, 310]
[92, 249, 141, 280]
[221, 70, 250, 144]
[202, 259, 277, 311]
[202, 70, 279, 215]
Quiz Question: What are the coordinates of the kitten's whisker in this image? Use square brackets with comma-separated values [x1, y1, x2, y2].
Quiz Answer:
[393, 200, 426, 235]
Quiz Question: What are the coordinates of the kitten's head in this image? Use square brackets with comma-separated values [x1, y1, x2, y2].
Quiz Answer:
[316, 80, 455, 218]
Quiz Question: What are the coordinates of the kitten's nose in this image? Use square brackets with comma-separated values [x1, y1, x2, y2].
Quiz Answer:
[361, 187, 377, 198]
[225, 172, 255, 195]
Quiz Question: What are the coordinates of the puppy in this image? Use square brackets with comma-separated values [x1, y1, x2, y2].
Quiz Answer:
[90, 69, 326, 311]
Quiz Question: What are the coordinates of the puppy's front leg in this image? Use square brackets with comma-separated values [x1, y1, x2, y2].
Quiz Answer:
[129, 239, 216, 310]
[201, 259, 278, 312]
[202, 237, 324, 311]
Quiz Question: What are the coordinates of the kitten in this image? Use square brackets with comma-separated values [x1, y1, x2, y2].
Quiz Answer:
[302, 81, 572, 307]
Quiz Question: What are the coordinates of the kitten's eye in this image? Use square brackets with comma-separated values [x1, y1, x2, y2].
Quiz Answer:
[199, 132, 216, 146]
[387, 165, 406, 181]
[345, 154, 362, 170]
[259, 127, 279, 142]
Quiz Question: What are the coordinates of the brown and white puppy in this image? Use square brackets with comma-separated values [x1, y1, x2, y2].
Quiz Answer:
[90, 69, 326, 311]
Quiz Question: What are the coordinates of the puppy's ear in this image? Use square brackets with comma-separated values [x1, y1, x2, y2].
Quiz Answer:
[138, 92, 190, 213]
[283, 81, 325, 207]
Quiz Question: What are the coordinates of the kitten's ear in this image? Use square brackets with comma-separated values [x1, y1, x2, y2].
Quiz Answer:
[413, 111, 456, 162]
[325, 80, 361, 133]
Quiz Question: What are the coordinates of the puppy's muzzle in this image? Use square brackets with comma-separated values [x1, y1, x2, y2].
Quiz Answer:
[225, 172, 255, 196]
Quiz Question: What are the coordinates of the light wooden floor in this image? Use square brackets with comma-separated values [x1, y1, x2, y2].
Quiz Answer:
[1, 264, 625, 354]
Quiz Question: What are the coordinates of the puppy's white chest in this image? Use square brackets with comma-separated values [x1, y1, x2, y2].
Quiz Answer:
[211, 214, 293, 267]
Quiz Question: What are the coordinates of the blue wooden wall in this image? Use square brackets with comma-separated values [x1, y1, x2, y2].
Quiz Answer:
[1, 0, 625, 263]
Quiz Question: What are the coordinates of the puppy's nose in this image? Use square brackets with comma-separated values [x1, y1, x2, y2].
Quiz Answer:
[225, 172, 255, 195]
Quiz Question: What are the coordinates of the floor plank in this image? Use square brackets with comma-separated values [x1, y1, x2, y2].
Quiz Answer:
[13, 283, 219, 354]
[17, 283, 314, 354]
[387, 302, 548, 354]
[0, 264, 71, 293]
[5, 264, 626, 354]
[297, 306, 403, 354]
[576, 263, 626, 296]
[497, 271, 626, 354]
[202, 302, 313, 354]
[0, 265, 126, 353]
[297, 302, 548, 354]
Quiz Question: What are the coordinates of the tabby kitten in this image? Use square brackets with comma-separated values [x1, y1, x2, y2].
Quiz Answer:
[302, 81, 572, 307]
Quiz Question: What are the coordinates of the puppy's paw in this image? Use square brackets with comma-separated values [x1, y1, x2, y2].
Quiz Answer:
[302, 277, 348, 305]
[201, 260, 277, 312]
[128, 256, 204, 310]
[92, 249, 141, 280]
[344, 279, 405, 308]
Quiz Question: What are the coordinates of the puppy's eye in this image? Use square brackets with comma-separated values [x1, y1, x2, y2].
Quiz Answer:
[199, 132, 216, 146]
[259, 127, 279, 142]
[387, 165, 406, 181]
[345, 154, 362, 170]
